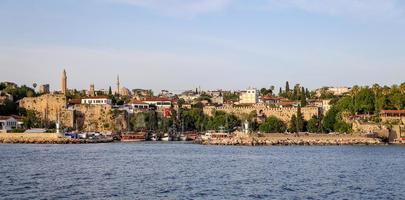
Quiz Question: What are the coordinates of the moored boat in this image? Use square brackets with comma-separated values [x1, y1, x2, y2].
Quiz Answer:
[121, 132, 146, 142]
[161, 133, 170, 141]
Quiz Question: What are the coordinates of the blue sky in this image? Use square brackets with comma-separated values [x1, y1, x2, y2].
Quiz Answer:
[0, 0, 404, 92]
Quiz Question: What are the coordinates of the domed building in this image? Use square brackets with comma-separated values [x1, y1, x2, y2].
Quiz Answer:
[119, 87, 132, 96]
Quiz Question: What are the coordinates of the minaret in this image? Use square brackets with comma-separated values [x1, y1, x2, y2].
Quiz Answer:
[61, 69, 67, 95]
[89, 83, 95, 96]
[116, 75, 120, 96]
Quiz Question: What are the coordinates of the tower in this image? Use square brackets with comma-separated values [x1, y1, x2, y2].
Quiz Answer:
[89, 83, 95, 96]
[116, 75, 120, 96]
[61, 69, 67, 95]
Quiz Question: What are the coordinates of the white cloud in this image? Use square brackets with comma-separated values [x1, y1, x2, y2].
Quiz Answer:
[110, 0, 232, 17]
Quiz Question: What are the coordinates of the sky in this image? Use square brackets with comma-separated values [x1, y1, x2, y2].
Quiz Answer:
[0, 0, 404, 93]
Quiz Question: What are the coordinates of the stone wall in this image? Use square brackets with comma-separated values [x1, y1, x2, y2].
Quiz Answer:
[19, 94, 74, 128]
[203, 105, 320, 122]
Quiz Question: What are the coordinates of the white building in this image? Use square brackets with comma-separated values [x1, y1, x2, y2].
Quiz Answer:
[239, 88, 259, 104]
[122, 100, 150, 114]
[143, 97, 172, 109]
[0, 116, 19, 132]
[81, 96, 112, 105]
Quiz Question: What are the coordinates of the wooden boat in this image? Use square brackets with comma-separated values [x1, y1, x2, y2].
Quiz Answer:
[121, 132, 146, 142]
[185, 131, 198, 141]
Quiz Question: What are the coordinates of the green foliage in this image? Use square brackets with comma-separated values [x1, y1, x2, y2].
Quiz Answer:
[207, 111, 239, 132]
[296, 105, 305, 132]
[322, 107, 338, 133]
[12, 128, 25, 133]
[177, 98, 186, 108]
[318, 87, 336, 99]
[300, 87, 307, 107]
[3, 84, 36, 101]
[130, 112, 147, 131]
[333, 121, 352, 133]
[307, 115, 322, 133]
[0, 100, 17, 115]
[259, 116, 287, 133]
[288, 114, 297, 133]
[353, 87, 375, 114]
[23, 110, 41, 129]
[223, 92, 239, 102]
[289, 106, 305, 133]
[260, 88, 273, 96]
[182, 108, 208, 131]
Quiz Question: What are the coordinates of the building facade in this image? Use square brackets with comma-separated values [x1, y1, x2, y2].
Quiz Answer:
[39, 84, 50, 94]
[81, 96, 112, 105]
[239, 88, 259, 104]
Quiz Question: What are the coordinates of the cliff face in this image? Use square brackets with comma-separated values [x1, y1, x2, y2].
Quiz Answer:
[19, 94, 74, 128]
[20, 94, 128, 132]
[73, 104, 127, 132]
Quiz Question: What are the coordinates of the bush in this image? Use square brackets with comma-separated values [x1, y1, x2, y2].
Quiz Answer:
[259, 116, 286, 133]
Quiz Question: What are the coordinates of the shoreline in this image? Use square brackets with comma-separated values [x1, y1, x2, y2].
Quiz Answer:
[0, 133, 113, 144]
[1, 132, 403, 146]
[198, 133, 386, 146]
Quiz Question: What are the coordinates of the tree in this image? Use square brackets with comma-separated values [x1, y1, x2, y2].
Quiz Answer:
[285, 81, 290, 92]
[353, 87, 375, 114]
[23, 110, 41, 129]
[0, 100, 17, 115]
[322, 107, 338, 133]
[108, 86, 112, 96]
[279, 87, 282, 96]
[296, 105, 305, 132]
[307, 115, 321, 133]
[334, 121, 352, 133]
[288, 114, 297, 133]
[300, 87, 307, 107]
[259, 116, 287, 133]
[208, 111, 239, 132]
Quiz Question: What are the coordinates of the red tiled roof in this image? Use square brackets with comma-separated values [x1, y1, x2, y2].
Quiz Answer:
[142, 97, 171, 102]
[131, 100, 148, 104]
[81, 96, 110, 99]
[0, 116, 15, 120]
[262, 96, 283, 101]
[69, 99, 81, 104]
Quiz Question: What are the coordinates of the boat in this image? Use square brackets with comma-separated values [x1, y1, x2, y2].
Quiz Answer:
[201, 132, 212, 140]
[121, 132, 146, 142]
[161, 133, 170, 141]
[186, 131, 198, 141]
[150, 133, 158, 141]
[179, 134, 187, 141]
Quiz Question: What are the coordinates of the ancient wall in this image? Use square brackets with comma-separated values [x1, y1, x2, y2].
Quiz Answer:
[203, 105, 320, 122]
[19, 94, 74, 128]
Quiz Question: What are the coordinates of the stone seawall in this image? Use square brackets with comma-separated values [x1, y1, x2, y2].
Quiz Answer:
[0, 133, 113, 144]
[201, 133, 382, 146]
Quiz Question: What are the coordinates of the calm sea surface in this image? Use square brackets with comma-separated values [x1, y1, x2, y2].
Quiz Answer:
[0, 143, 404, 200]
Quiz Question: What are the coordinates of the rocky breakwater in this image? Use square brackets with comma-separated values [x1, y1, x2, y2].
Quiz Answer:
[0, 133, 113, 144]
[201, 132, 382, 146]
